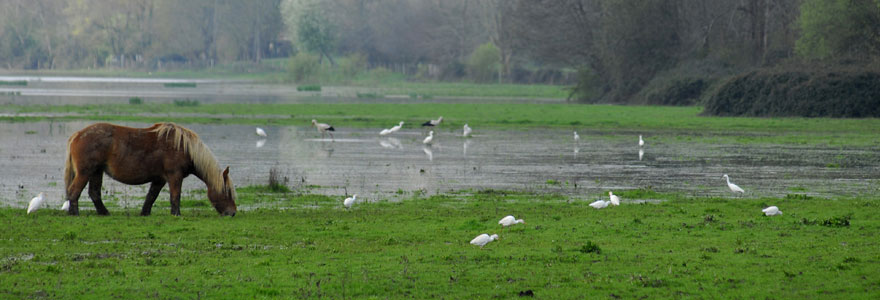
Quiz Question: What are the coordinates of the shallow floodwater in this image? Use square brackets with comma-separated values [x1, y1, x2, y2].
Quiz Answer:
[1, 121, 878, 209]
[0, 75, 559, 105]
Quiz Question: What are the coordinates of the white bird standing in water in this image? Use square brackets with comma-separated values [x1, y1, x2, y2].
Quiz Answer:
[343, 194, 357, 209]
[379, 128, 392, 135]
[311, 119, 335, 139]
[639, 135, 645, 147]
[389, 121, 404, 133]
[762, 206, 782, 216]
[574, 131, 580, 143]
[462, 124, 472, 137]
[61, 200, 70, 211]
[423, 130, 434, 145]
[27, 192, 46, 214]
[498, 215, 525, 237]
[722, 174, 745, 194]
[609, 192, 620, 206]
[470, 233, 499, 249]
[256, 127, 267, 137]
[589, 200, 610, 209]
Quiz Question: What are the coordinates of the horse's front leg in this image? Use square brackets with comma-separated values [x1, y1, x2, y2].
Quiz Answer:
[167, 176, 183, 216]
[141, 180, 166, 216]
[88, 174, 110, 215]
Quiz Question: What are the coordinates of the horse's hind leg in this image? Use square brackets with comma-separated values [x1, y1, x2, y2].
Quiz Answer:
[66, 174, 89, 216]
[88, 174, 110, 215]
[141, 180, 166, 216]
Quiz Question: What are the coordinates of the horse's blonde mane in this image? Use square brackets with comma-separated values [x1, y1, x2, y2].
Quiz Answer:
[150, 122, 233, 193]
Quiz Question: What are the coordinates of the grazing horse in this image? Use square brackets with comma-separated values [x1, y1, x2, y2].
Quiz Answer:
[64, 122, 237, 216]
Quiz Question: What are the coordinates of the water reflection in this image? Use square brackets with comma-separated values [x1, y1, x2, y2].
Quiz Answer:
[639, 149, 644, 161]
[256, 139, 267, 148]
[422, 146, 434, 161]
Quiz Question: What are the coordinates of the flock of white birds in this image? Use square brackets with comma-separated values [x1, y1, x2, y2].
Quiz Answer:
[25, 117, 782, 250]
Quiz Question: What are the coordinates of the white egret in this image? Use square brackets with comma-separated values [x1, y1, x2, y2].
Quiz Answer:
[463, 124, 472, 137]
[27, 192, 45, 214]
[311, 119, 335, 139]
[389, 121, 404, 133]
[574, 131, 580, 142]
[762, 206, 782, 216]
[256, 127, 267, 137]
[379, 128, 392, 136]
[498, 215, 525, 237]
[255, 139, 266, 148]
[609, 192, 620, 206]
[423, 131, 434, 145]
[722, 174, 745, 194]
[469, 233, 499, 249]
[61, 200, 70, 211]
[589, 200, 609, 209]
[639, 135, 645, 147]
[343, 194, 357, 209]
[422, 116, 443, 127]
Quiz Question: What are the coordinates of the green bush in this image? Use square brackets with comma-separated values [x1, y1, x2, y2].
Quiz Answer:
[703, 67, 880, 117]
[0, 80, 27, 86]
[173, 99, 200, 107]
[287, 52, 321, 83]
[297, 85, 322, 92]
[129, 97, 143, 105]
[466, 42, 501, 83]
[338, 53, 367, 80]
[163, 82, 196, 88]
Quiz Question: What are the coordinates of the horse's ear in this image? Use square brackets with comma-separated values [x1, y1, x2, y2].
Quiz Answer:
[223, 166, 230, 181]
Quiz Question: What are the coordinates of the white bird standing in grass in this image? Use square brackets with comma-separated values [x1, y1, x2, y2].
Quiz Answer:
[423, 131, 434, 145]
[609, 192, 620, 206]
[256, 127, 267, 137]
[639, 135, 645, 147]
[27, 192, 45, 214]
[470, 233, 499, 249]
[311, 119, 335, 139]
[343, 194, 357, 209]
[462, 124, 472, 137]
[762, 206, 782, 216]
[422, 116, 443, 127]
[498, 215, 525, 237]
[61, 200, 70, 211]
[589, 199, 610, 209]
[722, 174, 745, 194]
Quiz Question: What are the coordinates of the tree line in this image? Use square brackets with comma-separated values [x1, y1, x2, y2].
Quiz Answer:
[1, 0, 878, 103]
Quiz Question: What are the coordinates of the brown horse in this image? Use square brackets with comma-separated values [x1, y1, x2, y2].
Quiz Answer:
[64, 122, 237, 216]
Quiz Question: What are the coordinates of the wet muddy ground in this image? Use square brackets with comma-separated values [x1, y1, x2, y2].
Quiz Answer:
[2, 120, 878, 210]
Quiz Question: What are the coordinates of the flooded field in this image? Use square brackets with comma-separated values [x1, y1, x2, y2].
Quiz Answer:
[2, 120, 878, 209]
[0, 75, 558, 105]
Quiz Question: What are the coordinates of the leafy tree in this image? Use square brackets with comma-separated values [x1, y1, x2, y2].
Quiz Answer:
[796, 0, 880, 60]
[466, 42, 501, 83]
[297, 5, 336, 65]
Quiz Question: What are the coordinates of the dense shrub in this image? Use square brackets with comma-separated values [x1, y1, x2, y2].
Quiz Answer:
[466, 42, 500, 83]
[641, 78, 707, 106]
[338, 53, 367, 80]
[287, 52, 320, 82]
[703, 68, 880, 117]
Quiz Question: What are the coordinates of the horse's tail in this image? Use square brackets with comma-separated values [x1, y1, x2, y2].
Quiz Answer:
[63, 137, 76, 193]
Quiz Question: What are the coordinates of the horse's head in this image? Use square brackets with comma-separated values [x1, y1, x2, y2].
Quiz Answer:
[208, 166, 238, 216]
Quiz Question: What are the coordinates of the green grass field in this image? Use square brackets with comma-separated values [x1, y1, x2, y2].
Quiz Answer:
[3, 103, 879, 146]
[1, 188, 877, 298]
